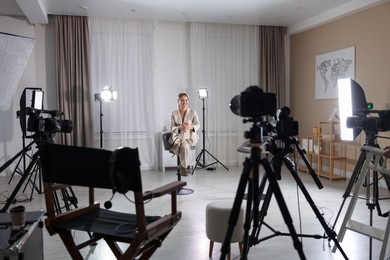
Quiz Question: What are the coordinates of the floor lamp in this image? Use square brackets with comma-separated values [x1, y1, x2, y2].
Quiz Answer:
[94, 85, 117, 149]
[192, 88, 229, 174]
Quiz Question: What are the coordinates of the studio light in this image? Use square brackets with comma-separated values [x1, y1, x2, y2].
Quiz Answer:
[193, 88, 228, 173]
[94, 85, 117, 102]
[198, 88, 208, 99]
[338, 78, 354, 141]
[337, 78, 367, 141]
[94, 85, 117, 148]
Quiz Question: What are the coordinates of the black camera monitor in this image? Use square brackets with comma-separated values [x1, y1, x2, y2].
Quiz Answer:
[338, 78, 367, 140]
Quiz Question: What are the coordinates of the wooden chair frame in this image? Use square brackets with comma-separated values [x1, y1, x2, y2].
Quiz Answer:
[39, 143, 186, 260]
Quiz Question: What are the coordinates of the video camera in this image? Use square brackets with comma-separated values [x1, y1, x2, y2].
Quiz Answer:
[26, 108, 72, 134]
[17, 88, 73, 144]
[230, 86, 298, 143]
[346, 109, 390, 133]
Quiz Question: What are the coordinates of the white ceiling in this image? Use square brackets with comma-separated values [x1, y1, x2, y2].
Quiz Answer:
[1, 0, 389, 34]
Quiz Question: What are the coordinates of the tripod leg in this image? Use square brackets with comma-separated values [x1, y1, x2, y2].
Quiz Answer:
[262, 158, 306, 260]
[282, 157, 349, 260]
[250, 172, 274, 243]
[204, 149, 229, 171]
[332, 148, 366, 231]
[7, 155, 24, 184]
[343, 148, 366, 199]
[0, 141, 34, 176]
[194, 149, 204, 167]
[22, 159, 41, 201]
[0, 152, 39, 212]
[240, 157, 260, 258]
[220, 158, 252, 260]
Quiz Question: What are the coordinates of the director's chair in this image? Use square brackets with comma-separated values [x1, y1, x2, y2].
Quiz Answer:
[39, 143, 186, 260]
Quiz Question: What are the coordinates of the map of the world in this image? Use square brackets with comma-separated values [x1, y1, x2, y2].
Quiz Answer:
[315, 47, 355, 99]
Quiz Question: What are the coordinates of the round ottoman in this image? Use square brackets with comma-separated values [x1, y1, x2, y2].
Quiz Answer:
[205, 200, 244, 260]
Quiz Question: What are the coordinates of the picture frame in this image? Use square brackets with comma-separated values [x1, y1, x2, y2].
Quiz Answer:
[315, 46, 355, 100]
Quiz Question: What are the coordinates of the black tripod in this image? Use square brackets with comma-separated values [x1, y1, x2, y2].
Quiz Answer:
[220, 125, 348, 259]
[0, 140, 42, 212]
[0, 135, 78, 213]
[332, 131, 390, 259]
[192, 97, 229, 173]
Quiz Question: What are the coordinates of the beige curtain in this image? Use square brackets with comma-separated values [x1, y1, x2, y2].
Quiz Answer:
[259, 26, 287, 108]
[54, 15, 93, 147]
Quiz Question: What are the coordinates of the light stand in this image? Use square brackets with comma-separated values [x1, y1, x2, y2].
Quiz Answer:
[192, 88, 228, 174]
[94, 85, 117, 149]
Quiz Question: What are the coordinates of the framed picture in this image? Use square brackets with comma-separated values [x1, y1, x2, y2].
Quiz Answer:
[315, 46, 355, 99]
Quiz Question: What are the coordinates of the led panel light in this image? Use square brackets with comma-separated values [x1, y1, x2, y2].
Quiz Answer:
[338, 78, 354, 141]
[337, 78, 367, 141]
[198, 88, 208, 99]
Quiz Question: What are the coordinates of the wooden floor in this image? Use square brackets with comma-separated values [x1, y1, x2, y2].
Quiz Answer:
[2, 163, 390, 260]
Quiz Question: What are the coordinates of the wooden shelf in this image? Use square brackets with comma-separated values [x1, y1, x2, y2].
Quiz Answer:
[299, 121, 347, 181]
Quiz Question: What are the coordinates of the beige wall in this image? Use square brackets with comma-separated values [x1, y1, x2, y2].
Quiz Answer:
[290, 2, 390, 158]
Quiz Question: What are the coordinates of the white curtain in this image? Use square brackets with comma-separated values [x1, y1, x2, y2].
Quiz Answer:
[89, 18, 157, 170]
[189, 23, 260, 166]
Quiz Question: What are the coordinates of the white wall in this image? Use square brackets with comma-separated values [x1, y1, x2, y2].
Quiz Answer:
[0, 17, 195, 174]
[0, 16, 48, 175]
[153, 21, 190, 132]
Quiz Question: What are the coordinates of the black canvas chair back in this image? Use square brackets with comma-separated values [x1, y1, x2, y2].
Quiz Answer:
[39, 143, 186, 260]
[162, 132, 173, 150]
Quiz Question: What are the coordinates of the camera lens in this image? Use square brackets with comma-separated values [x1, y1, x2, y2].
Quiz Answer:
[229, 95, 241, 116]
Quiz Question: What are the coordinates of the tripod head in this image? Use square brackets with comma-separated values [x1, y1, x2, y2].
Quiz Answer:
[364, 129, 379, 147]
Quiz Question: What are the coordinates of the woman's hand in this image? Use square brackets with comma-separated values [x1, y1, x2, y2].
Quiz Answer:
[181, 122, 193, 132]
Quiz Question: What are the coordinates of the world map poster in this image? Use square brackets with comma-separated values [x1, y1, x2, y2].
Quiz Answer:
[315, 46, 355, 99]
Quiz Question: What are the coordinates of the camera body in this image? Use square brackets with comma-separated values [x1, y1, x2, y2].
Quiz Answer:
[230, 86, 277, 118]
[26, 108, 73, 144]
[230, 86, 299, 143]
[346, 110, 390, 134]
[273, 106, 299, 138]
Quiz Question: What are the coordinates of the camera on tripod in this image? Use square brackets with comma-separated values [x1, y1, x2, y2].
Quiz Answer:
[230, 85, 298, 142]
[222, 87, 334, 260]
[0, 88, 74, 212]
[26, 108, 72, 136]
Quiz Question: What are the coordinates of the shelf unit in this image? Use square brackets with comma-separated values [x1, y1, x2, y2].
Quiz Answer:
[318, 121, 347, 180]
[300, 121, 347, 180]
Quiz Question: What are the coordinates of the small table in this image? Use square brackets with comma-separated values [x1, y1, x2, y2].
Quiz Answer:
[0, 210, 45, 260]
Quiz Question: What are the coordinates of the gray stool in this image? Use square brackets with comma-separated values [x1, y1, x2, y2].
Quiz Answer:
[205, 200, 244, 260]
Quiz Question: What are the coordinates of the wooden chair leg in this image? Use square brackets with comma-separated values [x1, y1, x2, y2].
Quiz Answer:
[209, 240, 214, 257]
[208, 240, 237, 260]
[58, 230, 84, 260]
